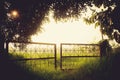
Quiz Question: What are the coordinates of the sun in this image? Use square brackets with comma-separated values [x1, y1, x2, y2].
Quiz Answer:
[31, 9, 102, 45]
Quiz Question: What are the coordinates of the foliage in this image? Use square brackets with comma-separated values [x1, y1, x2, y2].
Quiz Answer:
[1, 0, 120, 43]
[0, 0, 93, 42]
[84, 0, 120, 43]
[0, 0, 50, 42]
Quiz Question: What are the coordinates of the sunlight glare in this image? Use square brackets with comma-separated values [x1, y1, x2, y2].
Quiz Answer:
[31, 9, 102, 45]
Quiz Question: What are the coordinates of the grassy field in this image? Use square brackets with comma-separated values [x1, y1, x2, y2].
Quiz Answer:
[8, 57, 101, 80]
[1, 46, 120, 80]
[4, 53, 120, 80]
[7, 51, 101, 80]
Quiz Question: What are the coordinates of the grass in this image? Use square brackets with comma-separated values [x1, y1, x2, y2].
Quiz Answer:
[7, 51, 101, 80]
[1, 47, 120, 80]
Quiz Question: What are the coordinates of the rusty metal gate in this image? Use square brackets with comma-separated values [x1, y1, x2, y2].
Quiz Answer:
[7, 41, 57, 69]
[6, 41, 101, 70]
[60, 43, 100, 70]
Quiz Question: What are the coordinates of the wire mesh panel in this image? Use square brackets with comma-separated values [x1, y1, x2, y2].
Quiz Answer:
[60, 43, 100, 70]
[8, 41, 57, 69]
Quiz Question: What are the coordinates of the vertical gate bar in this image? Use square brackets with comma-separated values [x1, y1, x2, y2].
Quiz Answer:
[54, 44, 57, 69]
[60, 43, 62, 69]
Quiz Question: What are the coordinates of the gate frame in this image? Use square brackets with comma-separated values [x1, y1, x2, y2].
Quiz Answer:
[60, 43, 100, 69]
[6, 41, 57, 69]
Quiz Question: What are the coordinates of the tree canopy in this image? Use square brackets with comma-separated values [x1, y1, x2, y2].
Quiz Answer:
[84, 0, 120, 43]
[0, 0, 120, 43]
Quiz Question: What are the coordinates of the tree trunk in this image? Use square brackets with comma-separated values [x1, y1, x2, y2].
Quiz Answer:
[114, 31, 120, 43]
[0, 33, 5, 55]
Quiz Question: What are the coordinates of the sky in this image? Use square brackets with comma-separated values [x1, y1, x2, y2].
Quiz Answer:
[31, 9, 103, 45]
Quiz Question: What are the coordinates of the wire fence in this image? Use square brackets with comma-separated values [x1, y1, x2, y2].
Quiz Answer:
[60, 43, 100, 70]
[6, 42, 101, 70]
[7, 41, 57, 69]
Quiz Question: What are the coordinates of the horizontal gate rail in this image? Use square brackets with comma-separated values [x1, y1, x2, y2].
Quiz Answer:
[9, 57, 55, 61]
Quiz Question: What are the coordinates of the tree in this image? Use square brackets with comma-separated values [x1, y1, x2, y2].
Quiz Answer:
[84, 0, 120, 43]
[0, 0, 50, 42]
[0, 0, 89, 42]
[1, 0, 120, 45]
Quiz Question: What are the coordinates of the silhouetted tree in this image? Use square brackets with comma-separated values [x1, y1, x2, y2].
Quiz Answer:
[0, 0, 90, 54]
[1, 0, 120, 46]
[84, 0, 120, 43]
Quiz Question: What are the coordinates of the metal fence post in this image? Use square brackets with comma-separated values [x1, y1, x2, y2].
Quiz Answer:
[54, 44, 57, 69]
[60, 43, 62, 69]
